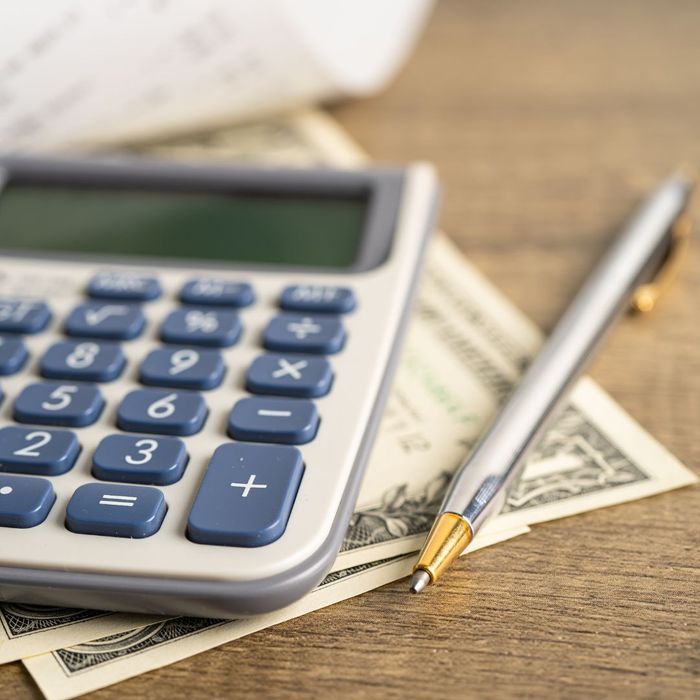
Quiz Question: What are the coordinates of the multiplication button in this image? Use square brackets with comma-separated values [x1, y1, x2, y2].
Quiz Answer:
[246, 353, 332, 398]
[187, 443, 304, 547]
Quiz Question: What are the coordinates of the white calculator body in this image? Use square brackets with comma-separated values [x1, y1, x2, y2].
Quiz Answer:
[0, 156, 438, 616]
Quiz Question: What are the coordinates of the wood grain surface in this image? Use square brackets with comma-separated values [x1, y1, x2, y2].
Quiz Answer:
[4, 1, 699, 697]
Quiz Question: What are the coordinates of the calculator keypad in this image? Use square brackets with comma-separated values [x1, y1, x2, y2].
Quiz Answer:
[187, 443, 304, 547]
[40, 341, 126, 382]
[0, 426, 81, 476]
[139, 347, 225, 390]
[0, 300, 51, 334]
[160, 308, 242, 347]
[92, 434, 188, 485]
[228, 396, 319, 445]
[64, 302, 146, 340]
[246, 354, 333, 398]
[0, 272, 356, 549]
[117, 389, 208, 436]
[14, 383, 105, 428]
[0, 337, 29, 375]
[0, 475, 55, 528]
[66, 483, 166, 538]
[263, 313, 345, 354]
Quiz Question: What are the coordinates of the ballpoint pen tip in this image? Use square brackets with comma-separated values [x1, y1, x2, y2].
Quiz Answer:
[409, 570, 430, 594]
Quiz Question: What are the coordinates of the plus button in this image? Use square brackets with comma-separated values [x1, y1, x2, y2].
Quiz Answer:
[230, 473, 268, 498]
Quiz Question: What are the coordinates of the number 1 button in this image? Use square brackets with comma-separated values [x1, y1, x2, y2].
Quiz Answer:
[117, 389, 207, 436]
[187, 443, 304, 547]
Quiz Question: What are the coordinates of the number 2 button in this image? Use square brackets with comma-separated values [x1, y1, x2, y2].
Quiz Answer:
[14, 383, 105, 428]
[0, 426, 80, 476]
[117, 389, 207, 436]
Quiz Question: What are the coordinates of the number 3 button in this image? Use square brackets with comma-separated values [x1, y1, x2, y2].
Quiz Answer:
[116, 389, 207, 436]
[92, 434, 188, 485]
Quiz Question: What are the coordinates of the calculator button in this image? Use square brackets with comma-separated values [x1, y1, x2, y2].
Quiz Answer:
[0, 337, 29, 375]
[64, 302, 145, 340]
[92, 434, 187, 485]
[160, 308, 241, 347]
[88, 273, 162, 302]
[0, 299, 51, 334]
[65, 483, 166, 538]
[0, 475, 55, 528]
[263, 314, 345, 354]
[246, 354, 333, 398]
[139, 347, 225, 390]
[117, 389, 207, 436]
[14, 383, 105, 428]
[279, 285, 356, 314]
[0, 426, 80, 476]
[40, 341, 126, 383]
[179, 279, 254, 308]
[228, 397, 319, 445]
[187, 442, 304, 547]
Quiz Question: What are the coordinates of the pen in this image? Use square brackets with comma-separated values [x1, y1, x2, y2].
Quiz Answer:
[409, 170, 694, 594]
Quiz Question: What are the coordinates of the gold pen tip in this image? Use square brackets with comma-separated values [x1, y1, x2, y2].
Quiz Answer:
[409, 570, 431, 594]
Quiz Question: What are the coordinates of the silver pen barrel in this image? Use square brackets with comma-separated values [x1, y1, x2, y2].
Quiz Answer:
[441, 173, 693, 533]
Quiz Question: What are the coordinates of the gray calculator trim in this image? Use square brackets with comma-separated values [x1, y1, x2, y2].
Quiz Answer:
[0, 157, 439, 617]
[0, 155, 403, 274]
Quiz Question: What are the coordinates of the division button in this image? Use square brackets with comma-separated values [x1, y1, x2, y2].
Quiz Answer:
[65, 483, 166, 538]
[228, 396, 319, 445]
[187, 442, 304, 547]
[262, 313, 345, 354]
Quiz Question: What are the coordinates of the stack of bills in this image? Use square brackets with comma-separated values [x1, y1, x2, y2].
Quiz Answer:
[0, 110, 694, 700]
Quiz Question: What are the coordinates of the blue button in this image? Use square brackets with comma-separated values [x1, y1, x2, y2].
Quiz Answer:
[279, 285, 356, 314]
[187, 442, 304, 547]
[14, 382, 105, 428]
[0, 336, 29, 375]
[66, 483, 166, 538]
[88, 272, 162, 301]
[179, 279, 254, 308]
[92, 434, 187, 485]
[263, 314, 345, 354]
[0, 299, 51, 334]
[246, 353, 332, 398]
[139, 347, 225, 390]
[64, 302, 145, 340]
[117, 389, 207, 436]
[0, 426, 80, 476]
[160, 308, 241, 347]
[228, 397, 318, 444]
[40, 341, 126, 382]
[0, 475, 55, 528]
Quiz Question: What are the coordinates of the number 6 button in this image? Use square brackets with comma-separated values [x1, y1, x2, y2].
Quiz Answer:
[92, 434, 188, 485]
[0, 426, 81, 476]
[14, 383, 105, 428]
[117, 389, 207, 436]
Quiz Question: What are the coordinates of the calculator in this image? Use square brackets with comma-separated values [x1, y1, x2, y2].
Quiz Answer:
[0, 155, 438, 616]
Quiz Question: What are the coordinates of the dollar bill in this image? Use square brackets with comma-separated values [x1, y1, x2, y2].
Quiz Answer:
[24, 526, 530, 700]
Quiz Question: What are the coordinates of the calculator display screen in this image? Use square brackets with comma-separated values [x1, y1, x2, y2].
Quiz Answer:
[0, 184, 368, 268]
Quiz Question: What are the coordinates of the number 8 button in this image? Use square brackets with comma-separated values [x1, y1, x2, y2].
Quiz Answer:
[117, 389, 207, 436]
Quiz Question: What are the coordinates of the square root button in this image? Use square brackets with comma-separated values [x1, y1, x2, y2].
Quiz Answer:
[187, 443, 304, 547]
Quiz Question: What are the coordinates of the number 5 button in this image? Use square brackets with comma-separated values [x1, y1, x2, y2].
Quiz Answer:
[14, 383, 105, 428]
[92, 434, 188, 485]
[117, 389, 207, 436]
[0, 426, 80, 476]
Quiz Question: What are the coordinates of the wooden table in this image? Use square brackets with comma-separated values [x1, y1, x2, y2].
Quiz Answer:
[5, 0, 699, 697]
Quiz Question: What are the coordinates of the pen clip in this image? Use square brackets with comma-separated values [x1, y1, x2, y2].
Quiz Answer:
[630, 213, 691, 314]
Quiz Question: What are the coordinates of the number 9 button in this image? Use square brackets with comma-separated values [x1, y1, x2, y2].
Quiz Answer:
[139, 347, 225, 390]
[92, 434, 188, 485]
